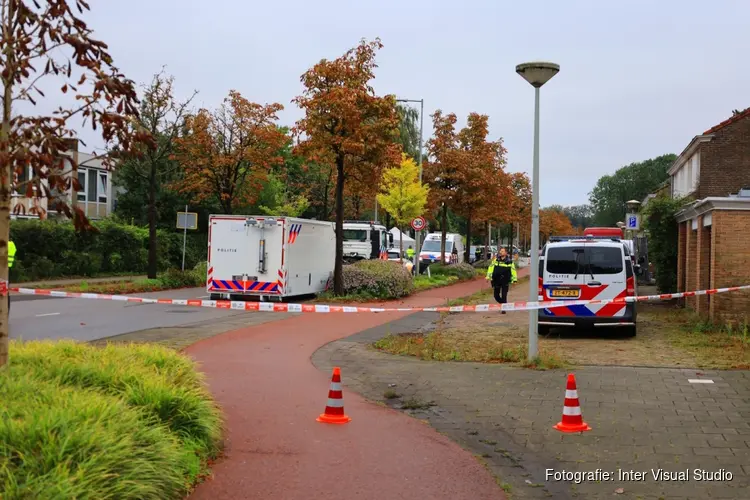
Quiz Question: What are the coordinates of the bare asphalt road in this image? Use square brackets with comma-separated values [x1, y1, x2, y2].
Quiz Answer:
[9, 288, 253, 342]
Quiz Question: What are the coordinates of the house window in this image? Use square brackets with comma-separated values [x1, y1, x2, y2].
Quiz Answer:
[87, 169, 97, 202]
[98, 171, 107, 203]
[77, 169, 87, 202]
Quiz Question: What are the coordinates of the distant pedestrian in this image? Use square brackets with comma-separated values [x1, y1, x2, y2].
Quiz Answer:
[406, 245, 415, 260]
[486, 247, 517, 314]
[7, 240, 16, 313]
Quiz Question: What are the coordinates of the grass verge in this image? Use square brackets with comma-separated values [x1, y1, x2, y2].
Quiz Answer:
[25, 265, 206, 295]
[374, 301, 750, 370]
[654, 305, 750, 369]
[372, 329, 567, 369]
[0, 340, 223, 498]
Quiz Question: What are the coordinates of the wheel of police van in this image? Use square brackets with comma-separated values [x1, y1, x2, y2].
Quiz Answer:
[210, 293, 223, 301]
[624, 324, 637, 338]
[538, 325, 551, 336]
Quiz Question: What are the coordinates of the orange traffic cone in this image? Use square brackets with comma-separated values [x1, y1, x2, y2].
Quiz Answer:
[553, 373, 592, 433]
[317, 367, 351, 424]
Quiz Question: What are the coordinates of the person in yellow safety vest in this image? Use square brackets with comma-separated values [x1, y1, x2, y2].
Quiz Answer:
[485, 246, 517, 314]
[8, 240, 16, 313]
[406, 245, 415, 260]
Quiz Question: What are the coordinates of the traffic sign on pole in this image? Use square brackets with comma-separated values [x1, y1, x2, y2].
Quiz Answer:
[411, 216, 426, 231]
[626, 214, 640, 231]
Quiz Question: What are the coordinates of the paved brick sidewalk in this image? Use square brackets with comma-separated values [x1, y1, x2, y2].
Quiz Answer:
[313, 316, 750, 499]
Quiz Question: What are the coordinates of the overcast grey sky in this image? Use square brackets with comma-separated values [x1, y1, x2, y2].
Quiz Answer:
[81, 0, 749, 207]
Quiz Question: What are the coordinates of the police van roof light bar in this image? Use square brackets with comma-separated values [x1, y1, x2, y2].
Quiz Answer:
[549, 235, 622, 242]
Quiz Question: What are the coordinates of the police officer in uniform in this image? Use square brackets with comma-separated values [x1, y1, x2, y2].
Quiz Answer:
[486, 246, 517, 313]
[7, 240, 16, 313]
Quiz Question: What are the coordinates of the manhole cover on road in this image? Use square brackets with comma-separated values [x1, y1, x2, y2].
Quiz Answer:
[165, 309, 198, 313]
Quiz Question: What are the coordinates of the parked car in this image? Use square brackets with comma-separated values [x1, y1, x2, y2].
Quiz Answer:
[538, 235, 637, 336]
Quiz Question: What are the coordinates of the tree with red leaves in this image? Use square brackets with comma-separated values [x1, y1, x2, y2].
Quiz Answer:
[452, 113, 509, 262]
[293, 38, 401, 294]
[0, 0, 146, 365]
[172, 91, 287, 215]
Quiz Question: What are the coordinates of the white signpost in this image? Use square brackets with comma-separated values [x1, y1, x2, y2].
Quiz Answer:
[176, 206, 199, 271]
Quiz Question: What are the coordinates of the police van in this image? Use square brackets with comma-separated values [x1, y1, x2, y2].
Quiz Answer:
[538, 235, 637, 336]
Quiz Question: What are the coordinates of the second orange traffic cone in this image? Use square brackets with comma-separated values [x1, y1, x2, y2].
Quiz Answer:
[553, 373, 592, 433]
[317, 367, 351, 425]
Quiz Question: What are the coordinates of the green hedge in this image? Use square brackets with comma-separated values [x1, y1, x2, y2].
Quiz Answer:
[427, 262, 477, 280]
[9, 219, 207, 282]
[340, 260, 414, 299]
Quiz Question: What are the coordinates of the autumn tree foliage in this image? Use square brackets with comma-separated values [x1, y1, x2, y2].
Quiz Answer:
[117, 71, 196, 279]
[539, 207, 575, 242]
[423, 110, 461, 263]
[452, 113, 509, 262]
[293, 38, 401, 294]
[0, 0, 146, 365]
[172, 91, 287, 215]
[377, 154, 429, 259]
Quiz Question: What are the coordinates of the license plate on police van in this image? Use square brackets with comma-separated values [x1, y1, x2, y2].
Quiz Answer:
[550, 288, 580, 298]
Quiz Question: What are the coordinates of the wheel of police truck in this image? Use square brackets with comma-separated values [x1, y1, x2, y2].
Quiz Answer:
[210, 293, 223, 301]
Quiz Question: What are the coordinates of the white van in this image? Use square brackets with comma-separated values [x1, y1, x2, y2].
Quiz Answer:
[419, 232, 465, 270]
[538, 235, 637, 336]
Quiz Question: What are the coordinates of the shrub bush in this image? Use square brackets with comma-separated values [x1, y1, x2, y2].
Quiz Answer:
[427, 262, 476, 280]
[341, 259, 414, 299]
[9, 219, 207, 282]
[472, 259, 492, 269]
[1, 340, 223, 499]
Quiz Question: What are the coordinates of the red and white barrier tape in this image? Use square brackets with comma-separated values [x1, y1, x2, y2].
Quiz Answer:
[9, 284, 750, 313]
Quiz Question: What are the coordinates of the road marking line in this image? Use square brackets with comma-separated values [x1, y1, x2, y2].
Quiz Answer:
[35, 312, 61, 317]
[198, 295, 209, 298]
[688, 379, 714, 384]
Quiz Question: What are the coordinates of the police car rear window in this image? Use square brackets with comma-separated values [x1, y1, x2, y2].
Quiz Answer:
[546, 246, 623, 275]
[587, 247, 623, 274]
[546, 247, 581, 274]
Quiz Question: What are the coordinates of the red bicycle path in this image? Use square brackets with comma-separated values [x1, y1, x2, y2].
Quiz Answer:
[186, 269, 529, 500]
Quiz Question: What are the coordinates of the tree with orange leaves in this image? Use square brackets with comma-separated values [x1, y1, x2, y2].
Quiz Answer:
[478, 171, 529, 255]
[172, 91, 287, 214]
[293, 38, 401, 294]
[452, 113, 509, 262]
[539, 207, 575, 242]
[424, 110, 461, 264]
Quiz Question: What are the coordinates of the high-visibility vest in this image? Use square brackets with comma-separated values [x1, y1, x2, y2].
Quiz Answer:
[406, 248, 415, 258]
[8, 240, 16, 268]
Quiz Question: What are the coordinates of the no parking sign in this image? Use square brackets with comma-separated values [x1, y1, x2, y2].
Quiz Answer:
[410, 216, 426, 232]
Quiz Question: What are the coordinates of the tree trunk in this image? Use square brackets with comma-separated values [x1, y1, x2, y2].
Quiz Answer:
[399, 226, 404, 263]
[0, 24, 19, 365]
[440, 204, 448, 265]
[147, 162, 158, 279]
[333, 154, 345, 295]
[465, 215, 472, 263]
[0, 59, 11, 366]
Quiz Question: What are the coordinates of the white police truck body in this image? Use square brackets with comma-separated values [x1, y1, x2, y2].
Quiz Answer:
[342, 220, 390, 262]
[207, 215, 335, 301]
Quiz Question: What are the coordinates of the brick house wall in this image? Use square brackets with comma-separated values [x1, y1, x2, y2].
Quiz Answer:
[677, 222, 687, 295]
[698, 111, 750, 198]
[695, 216, 711, 314]
[709, 210, 750, 322]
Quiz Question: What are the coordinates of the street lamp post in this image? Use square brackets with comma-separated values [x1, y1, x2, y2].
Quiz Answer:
[516, 61, 559, 361]
[396, 98, 425, 272]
